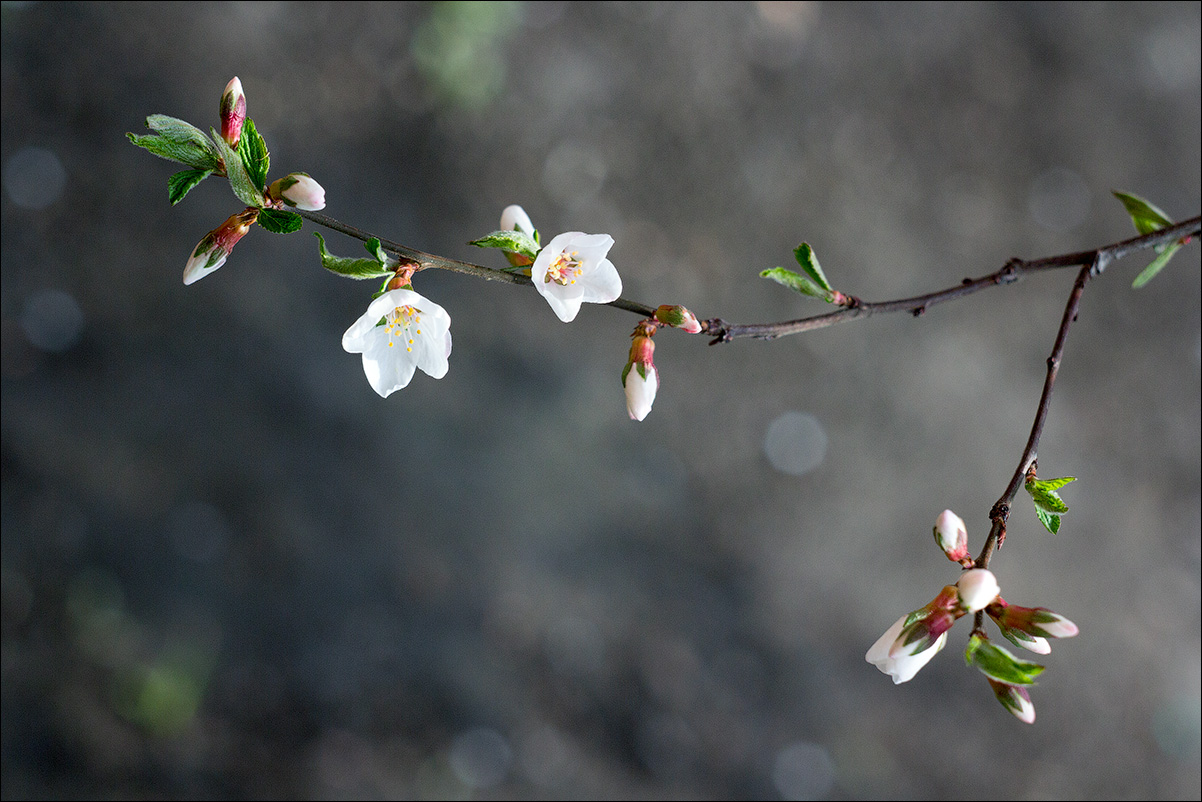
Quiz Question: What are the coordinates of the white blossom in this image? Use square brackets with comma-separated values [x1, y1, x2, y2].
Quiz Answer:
[342, 288, 452, 397]
[531, 232, 622, 322]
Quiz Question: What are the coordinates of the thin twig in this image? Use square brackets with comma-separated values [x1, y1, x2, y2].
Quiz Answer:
[296, 208, 1198, 341]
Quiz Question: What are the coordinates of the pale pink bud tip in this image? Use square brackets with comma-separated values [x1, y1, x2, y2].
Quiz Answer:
[500, 204, 535, 237]
[934, 509, 969, 561]
[989, 679, 1036, 724]
[220, 77, 246, 147]
[269, 173, 326, 211]
[654, 305, 703, 334]
[956, 568, 1000, 613]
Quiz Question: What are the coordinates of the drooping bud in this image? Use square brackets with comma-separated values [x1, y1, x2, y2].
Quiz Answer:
[183, 208, 259, 285]
[987, 678, 1036, 724]
[866, 609, 950, 685]
[654, 305, 703, 334]
[220, 77, 246, 148]
[268, 172, 326, 211]
[956, 568, 1000, 613]
[986, 598, 1078, 653]
[622, 320, 658, 421]
[933, 509, 969, 563]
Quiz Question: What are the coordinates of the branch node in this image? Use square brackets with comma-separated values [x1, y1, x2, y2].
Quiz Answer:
[703, 319, 732, 345]
[997, 259, 1022, 284]
[912, 305, 926, 317]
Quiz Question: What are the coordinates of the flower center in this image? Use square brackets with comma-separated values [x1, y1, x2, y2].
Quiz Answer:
[383, 305, 423, 352]
[545, 251, 582, 286]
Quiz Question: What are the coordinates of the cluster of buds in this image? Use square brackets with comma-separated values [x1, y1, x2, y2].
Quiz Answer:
[181, 78, 326, 284]
[865, 568, 1000, 684]
[867, 509, 1078, 723]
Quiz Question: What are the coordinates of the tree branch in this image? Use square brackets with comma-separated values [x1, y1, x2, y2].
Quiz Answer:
[296, 208, 1198, 343]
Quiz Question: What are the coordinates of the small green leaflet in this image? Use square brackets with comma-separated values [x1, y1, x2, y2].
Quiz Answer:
[167, 169, 212, 205]
[1026, 475, 1074, 534]
[209, 128, 264, 208]
[1113, 191, 1173, 235]
[127, 114, 221, 171]
[965, 634, 1044, 686]
[469, 229, 540, 261]
[760, 267, 835, 302]
[1026, 476, 1074, 514]
[238, 118, 270, 190]
[315, 233, 394, 279]
[793, 243, 833, 292]
[1112, 191, 1183, 289]
[1034, 508, 1061, 535]
[258, 208, 302, 234]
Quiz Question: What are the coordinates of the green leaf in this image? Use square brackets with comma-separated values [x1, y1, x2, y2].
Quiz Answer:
[364, 238, 389, 264]
[1035, 508, 1061, 535]
[209, 128, 264, 207]
[793, 243, 833, 292]
[257, 208, 302, 234]
[128, 114, 222, 171]
[469, 229, 540, 260]
[167, 169, 212, 205]
[1026, 476, 1074, 514]
[966, 634, 1044, 686]
[760, 267, 835, 301]
[315, 232, 393, 279]
[1112, 192, 1185, 289]
[237, 118, 270, 190]
[1112, 191, 1173, 236]
[1131, 240, 1183, 289]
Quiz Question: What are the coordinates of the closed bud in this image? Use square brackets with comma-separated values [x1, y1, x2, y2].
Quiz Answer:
[986, 598, 1078, 653]
[933, 509, 969, 562]
[956, 568, 1000, 613]
[268, 172, 326, 211]
[622, 321, 658, 421]
[654, 305, 703, 334]
[220, 77, 246, 147]
[183, 208, 258, 285]
[500, 204, 535, 237]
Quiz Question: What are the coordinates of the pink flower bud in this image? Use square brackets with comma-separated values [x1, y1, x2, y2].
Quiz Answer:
[956, 568, 1000, 613]
[183, 208, 258, 285]
[268, 173, 326, 211]
[622, 326, 657, 421]
[933, 509, 969, 562]
[220, 77, 246, 147]
[654, 305, 703, 334]
[987, 679, 1036, 724]
[986, 598, 1078, 652]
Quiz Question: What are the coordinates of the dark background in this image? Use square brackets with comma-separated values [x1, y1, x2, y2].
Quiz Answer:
[2, 2, 1199, 799]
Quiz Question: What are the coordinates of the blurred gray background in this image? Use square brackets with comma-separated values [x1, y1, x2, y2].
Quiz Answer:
[2, 2, 1199, 799]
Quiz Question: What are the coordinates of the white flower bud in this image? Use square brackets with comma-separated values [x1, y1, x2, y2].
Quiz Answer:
[269, 173, 325, 211]
[956, 568, 1000, 613]
[933, 509, 969, 562]
[500, 204, 535, 236]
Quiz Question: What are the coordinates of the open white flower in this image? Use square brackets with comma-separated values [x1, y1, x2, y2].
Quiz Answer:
[866, 614, 949, 684]
[341, 288, 452, 398]
[531, 232, 622, 322]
